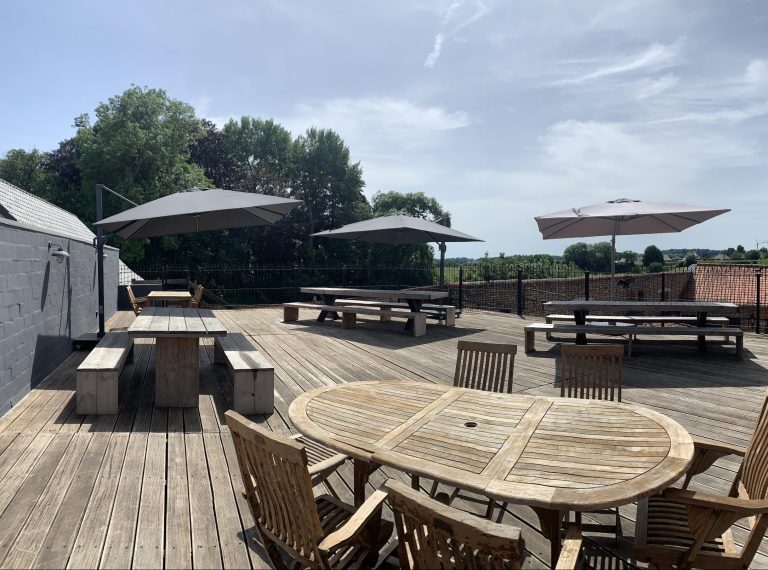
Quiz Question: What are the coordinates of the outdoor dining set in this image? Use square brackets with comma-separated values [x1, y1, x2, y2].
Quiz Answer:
[72, 269, 763, 569]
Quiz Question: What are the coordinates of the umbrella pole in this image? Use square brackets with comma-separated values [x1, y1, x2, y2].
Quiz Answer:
[96, 185, 106, 338]
[438, 242, 447, 286]
[610, 226, 617, 300]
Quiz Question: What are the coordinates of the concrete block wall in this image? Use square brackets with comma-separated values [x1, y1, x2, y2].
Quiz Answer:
[0, 221, 118, 414]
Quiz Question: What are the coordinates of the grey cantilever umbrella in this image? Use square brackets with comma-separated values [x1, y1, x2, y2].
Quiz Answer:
[311, 214, 483, 285]
[535, 197, 730, 282]
[91, 185, 301, 337]
[96, 187, 301, 239]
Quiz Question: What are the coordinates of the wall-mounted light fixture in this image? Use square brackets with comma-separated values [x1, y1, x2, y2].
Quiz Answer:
[48, 242, 70, 264]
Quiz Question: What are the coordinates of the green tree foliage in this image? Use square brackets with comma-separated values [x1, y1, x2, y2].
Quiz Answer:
[643, 245, 664, 267]
[0, 86, 454, 275]
[371, 191, 451, 226]
[562, 242, 635, 273]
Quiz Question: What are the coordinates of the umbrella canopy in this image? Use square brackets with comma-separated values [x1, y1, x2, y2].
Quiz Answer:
[535, 197, 730, 287]
[535, 198, 730, 240]
[311, 214, 483, 285]
[95, 187, 301, 239]
[311, 214, 482, 245]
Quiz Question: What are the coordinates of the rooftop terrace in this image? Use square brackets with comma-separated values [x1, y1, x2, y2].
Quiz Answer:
[0, 307, 766, 568]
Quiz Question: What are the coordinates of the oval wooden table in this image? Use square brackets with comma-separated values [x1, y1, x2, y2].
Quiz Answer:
[289, 381, 694, 567]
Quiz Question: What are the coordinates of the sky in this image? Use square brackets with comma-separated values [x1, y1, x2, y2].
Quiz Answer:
[1, 0, 767, 258]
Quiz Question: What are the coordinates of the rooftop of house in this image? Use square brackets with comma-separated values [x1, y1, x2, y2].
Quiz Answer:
[0, 177, 141, 283]
[693, 263, 768, 305]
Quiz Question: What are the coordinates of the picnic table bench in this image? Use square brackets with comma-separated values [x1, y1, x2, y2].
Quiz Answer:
[283, 302, 427, 337]
[214, 333, 275, 414]
[334, 298, 456, 325]
[544, 314, 731, 340]
[525, 322, 744, 357]
[76, 332, 134, 414]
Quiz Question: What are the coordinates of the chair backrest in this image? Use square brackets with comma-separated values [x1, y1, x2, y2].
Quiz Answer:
[733, 388, 768, 563]
[386, 479, 523, 570]
[559, 344, 623, 402]
[192, 285, 204, 306]
[225, 411, 326, 567]
[454, 341, 517, 393]
[126, 285, 140, 314]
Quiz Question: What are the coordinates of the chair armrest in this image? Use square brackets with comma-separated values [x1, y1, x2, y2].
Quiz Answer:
[662, 488, 768, 516]
[683, 436, 748, 488]
[309, 454, 348, 486]
[692, 436, 747, 457]
[319, 489, 388, 553]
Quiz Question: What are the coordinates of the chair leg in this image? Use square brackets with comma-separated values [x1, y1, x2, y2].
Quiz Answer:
[428, 480, 439, 498]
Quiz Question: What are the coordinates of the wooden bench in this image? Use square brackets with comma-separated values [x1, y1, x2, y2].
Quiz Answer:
[544, 314, 732, 340]
[214, 333, 275, 414]
[283, 302, 427, 337]
[76, 332, 134, 415]
[525, 322, 744, 357]
[334, 298, 456, 326]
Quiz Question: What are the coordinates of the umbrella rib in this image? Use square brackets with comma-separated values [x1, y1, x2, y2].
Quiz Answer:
[539, 217, 589, 237]
[240, 209, 274, 224]
[647, 214, 688, 232]
[122, 219, 153, 240]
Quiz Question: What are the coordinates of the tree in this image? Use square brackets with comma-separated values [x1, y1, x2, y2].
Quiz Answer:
[74, 86, 210, 264]
[643, 245, 664, 267]
[0, 149, 49, 197]
[290, 128, 369, 264]
[745, 249, 761, 261]
[371, 191, 451, 226]
[563, 242, 591, 270]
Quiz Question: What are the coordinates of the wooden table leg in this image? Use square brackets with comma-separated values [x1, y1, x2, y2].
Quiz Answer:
[574, 310, 588, 345]
[318, 295, 340, 321]
[532, 506, 564, 569]
[353, 458, 380, 507]
[697, 311, 708, 351]
[405, 300, 423, 331]
[155, 337, 199, 407]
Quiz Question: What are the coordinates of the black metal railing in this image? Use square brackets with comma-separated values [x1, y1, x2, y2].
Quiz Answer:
[118, 262, 768, 332]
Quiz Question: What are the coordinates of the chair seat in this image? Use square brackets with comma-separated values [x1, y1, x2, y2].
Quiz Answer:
[636, 495, 737, 564]
[316, 495, 394, 569]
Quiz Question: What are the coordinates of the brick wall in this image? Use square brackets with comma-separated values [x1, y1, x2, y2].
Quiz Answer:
[448, 271, 693, 316]
[0, 221, 118, 414]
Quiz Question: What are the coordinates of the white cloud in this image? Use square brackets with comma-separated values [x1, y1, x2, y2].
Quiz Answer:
[552, 40, 683, 86]
[424, 33, 444, 68]
[422, 0, 489, 67]
[633, 74, 679, 99]
[745, 59, 768, 86]
[650, 101, 768, 125]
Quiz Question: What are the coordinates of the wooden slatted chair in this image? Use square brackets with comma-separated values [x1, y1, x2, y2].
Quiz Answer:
[416, 341, 518, 519]
[559, 344, 624, 402]
[386, 479, 525, 570]
[189, 284, 204, 308]
[635, 387, 768, 570]
[454, 340, 517, 393]
[126, 285, 149, 315]
[558, 344, 624, 538]
[225, 411, 392, 569]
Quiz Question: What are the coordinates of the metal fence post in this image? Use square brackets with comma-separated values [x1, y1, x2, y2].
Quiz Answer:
[516, 268, 524, 316]
[342, 265, 348, 287]
[458, 266, 464, 314]
[757, 270, 762, 334]
[661, 272, 666, 302]
[584, 271, 590, 301]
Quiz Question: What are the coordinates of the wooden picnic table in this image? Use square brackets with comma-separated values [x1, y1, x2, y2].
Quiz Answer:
[543, 300, 739, 349]
[146, 290, 193, 307]
[299, 287, 449, 330]
[127, 307, 227, 407]
[289, 381, 693, 567]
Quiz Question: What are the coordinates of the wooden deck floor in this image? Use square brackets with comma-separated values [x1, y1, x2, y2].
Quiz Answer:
[0, 307, 767, 569]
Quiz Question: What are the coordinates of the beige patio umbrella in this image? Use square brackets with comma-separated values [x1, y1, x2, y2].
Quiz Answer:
[535, 198, 730, 280]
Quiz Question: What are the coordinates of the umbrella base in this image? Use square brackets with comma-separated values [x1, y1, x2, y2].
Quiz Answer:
[73, 332, 101, 351]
